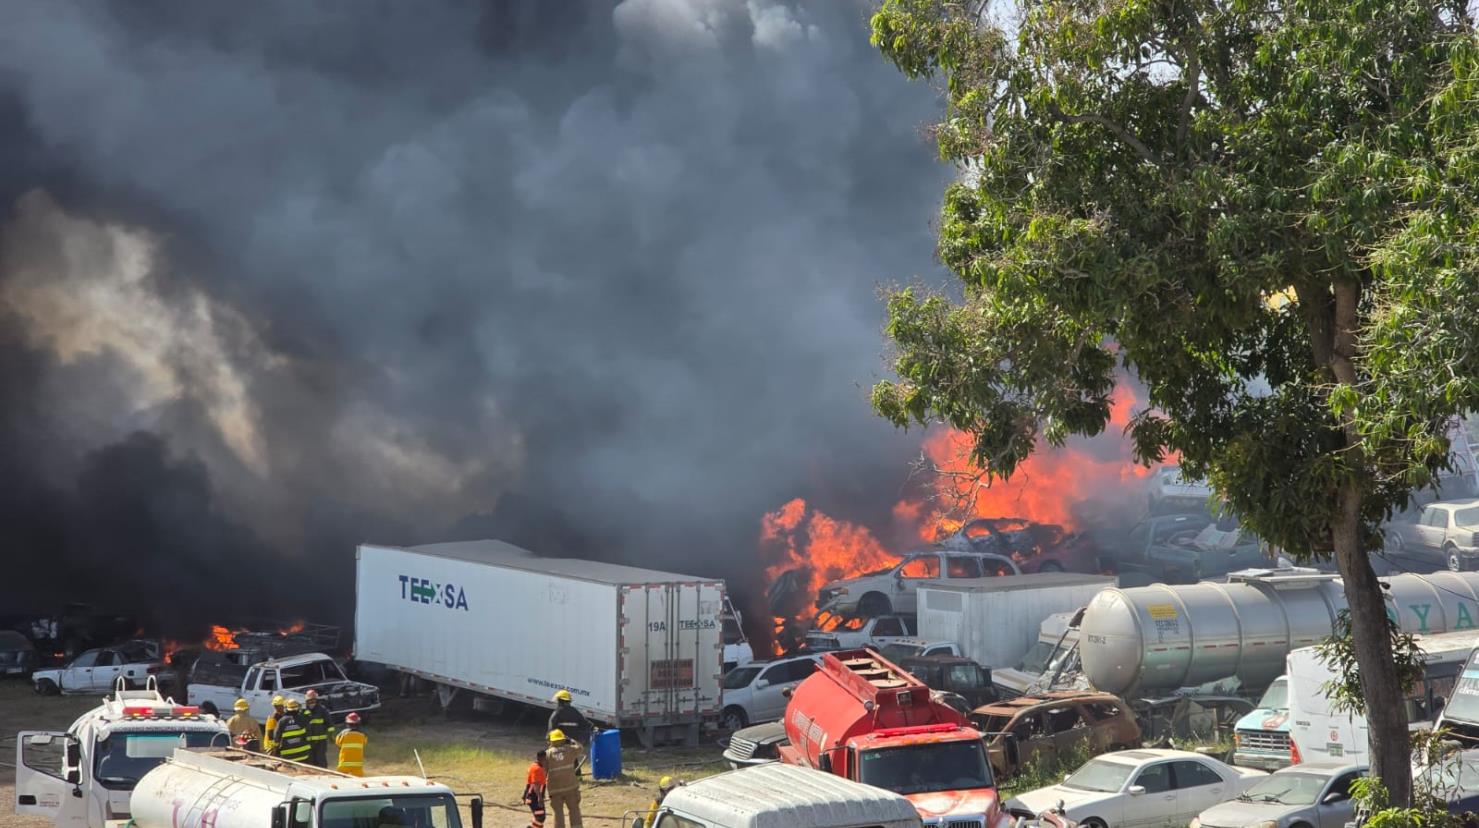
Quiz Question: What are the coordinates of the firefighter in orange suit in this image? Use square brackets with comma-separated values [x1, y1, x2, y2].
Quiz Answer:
[335, 712, 367, 776]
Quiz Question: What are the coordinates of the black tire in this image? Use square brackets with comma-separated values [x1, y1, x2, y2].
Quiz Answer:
[1449, 545, 1465, 572]
[1081, 819, 1107, 828]
[1038, 560, 1065, 573]
[35, 678, 58, 696]
[721, 706, 749, 731]
[858, 592, 892, 618]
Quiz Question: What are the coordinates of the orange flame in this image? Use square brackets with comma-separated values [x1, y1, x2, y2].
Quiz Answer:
[278, 620, 306, 635]
[204, 625, 239, 652]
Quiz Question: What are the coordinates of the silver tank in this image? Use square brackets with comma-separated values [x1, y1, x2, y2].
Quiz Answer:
[1079, 569, 1479, 695]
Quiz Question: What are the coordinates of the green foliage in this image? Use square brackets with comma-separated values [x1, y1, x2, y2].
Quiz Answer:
[1353, 731, 1471, 827]
[868, 0, 1479, 557]
[1315, 611, 1423, 716]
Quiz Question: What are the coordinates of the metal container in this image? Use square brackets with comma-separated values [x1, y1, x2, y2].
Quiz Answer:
[1079, 569, 1479, 695]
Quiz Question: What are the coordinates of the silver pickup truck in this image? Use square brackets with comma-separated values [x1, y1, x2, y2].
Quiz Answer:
[187, 650, 380, 720]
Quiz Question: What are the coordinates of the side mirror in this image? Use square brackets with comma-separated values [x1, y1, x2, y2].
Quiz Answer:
[631, 819, 645, 828]
[470, 796, 483, 828]
[755, 679, 770, 689]
[818, 753, 833, 773]
[1323, 792, 1346, 805]
[64, 740, 80, 769]
[781, 688, 793, 699]
[271, 805, 288, 828]
[1128, 785, 1146, 797]
[65, 769, 81, 786]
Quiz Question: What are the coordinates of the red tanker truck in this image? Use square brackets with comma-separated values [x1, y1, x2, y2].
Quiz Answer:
[778, 648, 1012, 828]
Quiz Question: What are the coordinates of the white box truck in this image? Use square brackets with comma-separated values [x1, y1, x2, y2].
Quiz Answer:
[917, 573, 1115, 670]
[354, 540, 724, 746]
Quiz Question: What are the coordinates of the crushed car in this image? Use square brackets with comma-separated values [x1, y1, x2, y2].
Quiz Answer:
[943, 517, 1102, 574]
[816, 548, 1019, 617]
[31, 641, 164, 695]
[970, 690, 1142, 780]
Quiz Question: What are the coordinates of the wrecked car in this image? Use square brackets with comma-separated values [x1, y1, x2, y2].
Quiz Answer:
[969, 690, 1141, 780]
[1106, 512, 1272, 584]
[815, 549, 1020, 617]
[896, 653, 996, 709]
[31, 641, 164, 695]
[945, 517, 1102, 574]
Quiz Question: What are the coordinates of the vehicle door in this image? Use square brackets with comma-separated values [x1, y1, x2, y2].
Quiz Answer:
[945, 554, 983, 581]
[1124, 761, 1178, 827]
[1007, 711, 1055, 771]
[1082, 700, 1137, 750]
[1169, 759, 1232, 823]
[60, 650, 99, 692]
[250, 666, 280, 719]
[89, 649, 122, 691]
[750, 661, 799, 722]
[1042, 703, 1091, 762]
[1418, 508, 1450, 554]
[14, 732, 69, 822]
[870, 616, 908, 646]
[893, 554, 941, 613]
[1316, 770, 1361, 828]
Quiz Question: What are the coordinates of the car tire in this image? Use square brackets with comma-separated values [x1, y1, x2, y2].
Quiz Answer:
[1081, 819, 1107, 828]
[721, 706, 749, 731]
[858, 592, 892, 618]
[1449, 545, 1464, 572]
[35, 678, 59, 696]
[1038, 561, 1065, 573]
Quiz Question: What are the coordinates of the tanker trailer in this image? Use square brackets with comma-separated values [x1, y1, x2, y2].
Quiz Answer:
[127, 748, 484, 828]
[1042, 567, 1479, 739]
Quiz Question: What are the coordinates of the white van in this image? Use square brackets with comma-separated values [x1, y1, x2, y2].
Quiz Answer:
[1287, 629, 1479, 765]
[633, 763, 922, 828]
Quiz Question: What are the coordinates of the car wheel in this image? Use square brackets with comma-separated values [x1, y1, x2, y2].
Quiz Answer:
[858, 592, 892, 618]
[1038, 561, 1065, 573]
[1449, 545, 1464, 572]
[721, 706, 749, 731]
[1080, 819, 1107, 828]
[35, 678, 58, 696]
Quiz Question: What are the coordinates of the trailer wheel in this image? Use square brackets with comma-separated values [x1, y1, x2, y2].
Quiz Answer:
[34, 678, 58, 696]
[858, 592, 892, 618]
[721, 706, 749, 731]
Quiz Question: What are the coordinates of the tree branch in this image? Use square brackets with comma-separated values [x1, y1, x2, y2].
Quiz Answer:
[1048, 103, 1163, 167]
[1176, 44, 1202, 149]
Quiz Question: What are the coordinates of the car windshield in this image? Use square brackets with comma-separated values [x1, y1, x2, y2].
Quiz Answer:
[93, 730, 227, 789]
[1017, 641, 1057, 674]
[1241, 772, 1329, 805]
[1257, 678, 1289, 711]
[722, 666, 763, 690]
[319, 794, 463, 828]
[1455, 507, 1479, 527]
[279, 659, 348, 688]
[880, 643, 926, 662]
[1062, 759, 1136, 793]
[1425, 756, 1479, 794]
[857, 740, 993, 795]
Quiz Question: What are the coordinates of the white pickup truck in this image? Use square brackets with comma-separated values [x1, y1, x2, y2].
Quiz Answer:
[187, 651, 379, 720]
[31, 642, 165, 696]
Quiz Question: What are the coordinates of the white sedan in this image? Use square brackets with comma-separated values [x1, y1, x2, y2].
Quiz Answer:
[1005, 749, 1266, 828]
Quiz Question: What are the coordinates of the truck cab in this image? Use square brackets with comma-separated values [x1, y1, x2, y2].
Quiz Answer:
[779, 649, 1006, 827]
[1232, 676, 1292, 771]
[634, 763, 923, 828]
[14, 679, 229, 828]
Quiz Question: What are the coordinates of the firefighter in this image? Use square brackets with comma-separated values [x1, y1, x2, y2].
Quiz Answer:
[544, 729, 584, 828]
[276, 699, 312, 764]
[302, 689, 336, 767]
[264, 695, 287, 755]
[227, 699, 264, 752]
[521, 750, 548, 828]
[641, 776, 681, 827]
[335, 712, 367, 776]
[547, 690, 593, 745]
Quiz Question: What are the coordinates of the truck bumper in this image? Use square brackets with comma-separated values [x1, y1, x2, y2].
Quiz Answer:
[1233, 749, 1291, 771]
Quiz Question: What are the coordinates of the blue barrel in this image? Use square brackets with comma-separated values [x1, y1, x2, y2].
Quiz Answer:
[589, 729, 621, 780]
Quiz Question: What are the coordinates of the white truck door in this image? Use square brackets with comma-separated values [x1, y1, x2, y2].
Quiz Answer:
[250, 667, 280, 719]
[14, 732, 68, 819]
[62, 650, 99, 693]
[92, 650, 122, 691]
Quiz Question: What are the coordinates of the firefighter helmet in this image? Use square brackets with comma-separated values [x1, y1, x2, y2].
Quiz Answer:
[552, 689, 572, 703]
[345, 712, 362, 725]
[285, 698, 302, 710]
[548, 729, 567, 743]
[305, 689, 319, 700]
[234, 699, 250, 711]
[272, 695, 286, 707]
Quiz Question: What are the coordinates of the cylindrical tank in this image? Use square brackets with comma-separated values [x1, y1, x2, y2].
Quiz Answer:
[131, 756, 293, 828]
[1079, 571, 1479, 696]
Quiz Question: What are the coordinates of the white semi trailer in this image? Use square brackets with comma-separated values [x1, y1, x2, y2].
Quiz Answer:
[354, 540, 726, 746]
[125, 748, 481, 828]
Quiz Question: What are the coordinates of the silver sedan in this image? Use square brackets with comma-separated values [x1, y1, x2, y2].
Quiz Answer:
[1192, 762, 1366, 828]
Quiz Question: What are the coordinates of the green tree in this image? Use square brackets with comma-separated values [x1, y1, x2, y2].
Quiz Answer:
[867, 0, 1477, 805]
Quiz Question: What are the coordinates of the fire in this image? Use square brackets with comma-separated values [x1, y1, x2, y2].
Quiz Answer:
[278, 620, 306, 635]
[759, 382, 1157, 652]
[205, 625, 239, 652]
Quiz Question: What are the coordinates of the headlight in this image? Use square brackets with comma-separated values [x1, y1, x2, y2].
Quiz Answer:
[1189, 820, 1201, 828]
[1253, 821, 1278, 828]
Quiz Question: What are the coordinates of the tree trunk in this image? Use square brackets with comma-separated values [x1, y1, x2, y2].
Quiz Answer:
[1331, 482, 1412, 806]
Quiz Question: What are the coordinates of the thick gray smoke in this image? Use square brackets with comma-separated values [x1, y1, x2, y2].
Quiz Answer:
[0, 1, 947, 635]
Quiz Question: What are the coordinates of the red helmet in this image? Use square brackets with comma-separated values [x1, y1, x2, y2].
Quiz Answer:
[304, 689, 320, 700]
[345, 712, 362, 725]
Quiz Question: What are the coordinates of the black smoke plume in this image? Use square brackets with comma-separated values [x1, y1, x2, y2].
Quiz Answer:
[0, 1, 947, 639]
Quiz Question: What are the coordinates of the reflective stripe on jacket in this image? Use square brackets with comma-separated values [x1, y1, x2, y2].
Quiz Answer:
[277, 714, 311, 760]
[335, 729, 367, 776]
[544, 741, 582, 795]
[304, 704, 336, 742]
[263, 711, 283, 752]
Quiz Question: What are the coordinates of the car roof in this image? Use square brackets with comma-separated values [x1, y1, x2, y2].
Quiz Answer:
[1430, 499, 1479, 510]
[1101, 749, 1207, 763]
[1273, 762, 1366, 776]
[973, 691, 1119, 715]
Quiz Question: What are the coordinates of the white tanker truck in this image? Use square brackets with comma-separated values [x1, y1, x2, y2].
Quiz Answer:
[1014, 567, 1479, 740]
[124, 748, 483, 828]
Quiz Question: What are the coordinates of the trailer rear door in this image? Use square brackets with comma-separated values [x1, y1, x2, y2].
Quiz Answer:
[617, 582, 723, 728]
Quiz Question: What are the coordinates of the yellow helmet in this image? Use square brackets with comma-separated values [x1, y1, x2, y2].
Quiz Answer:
[552, 689, 572, 703]
[659, 776, 674, 789]
[548, 729, 567, 743]
[285, 699, 302, 710]
[234, 699, 250, 711]
[272, 695, 286, 707]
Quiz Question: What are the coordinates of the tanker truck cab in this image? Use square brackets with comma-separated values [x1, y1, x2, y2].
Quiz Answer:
[1232, 676, 1292, 771]
[779, 649, 1005, 827]
[14, 678, 229, 828]
[1432, 646, 1479, 746]
[126, 749, 481, 828]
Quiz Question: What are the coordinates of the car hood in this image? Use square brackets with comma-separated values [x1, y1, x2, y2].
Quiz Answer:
[1196, 798, 1303, 827]
[1007, 784, 1117, 817]
[905, 788, 997, 819]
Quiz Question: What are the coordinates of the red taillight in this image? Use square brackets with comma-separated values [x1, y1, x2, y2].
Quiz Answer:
[120, 706, 156, 718]
[1290, 738, 1302, 765]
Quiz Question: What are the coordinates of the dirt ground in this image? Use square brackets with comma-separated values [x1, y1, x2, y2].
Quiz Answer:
[0, 682, 729, 828]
